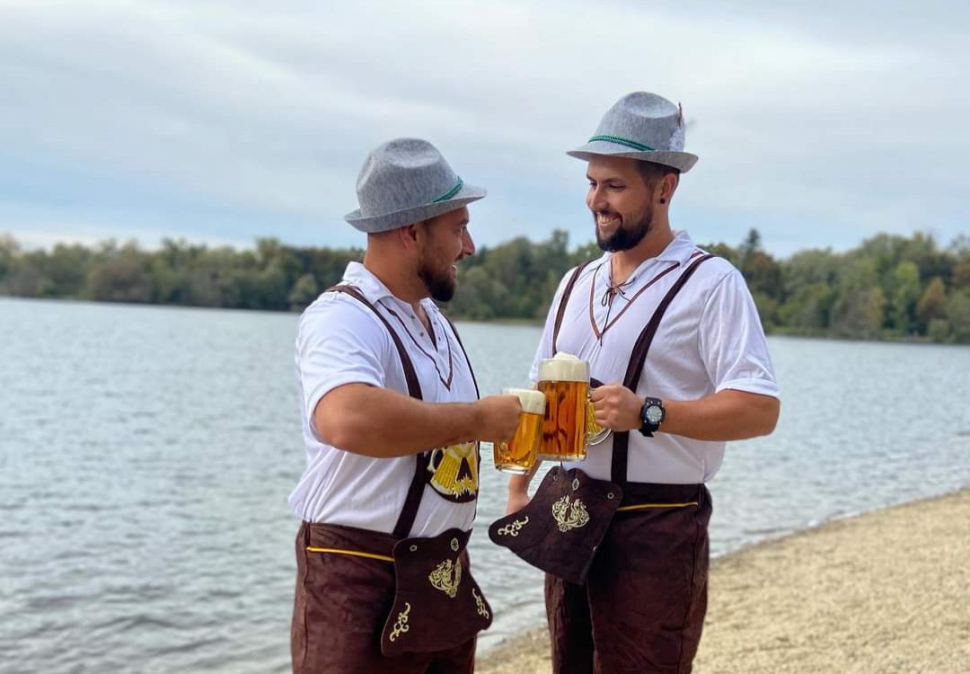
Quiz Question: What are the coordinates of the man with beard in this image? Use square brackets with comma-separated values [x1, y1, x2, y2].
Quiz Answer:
[505, 93, 781, 673]
[290, 138, 520, 673]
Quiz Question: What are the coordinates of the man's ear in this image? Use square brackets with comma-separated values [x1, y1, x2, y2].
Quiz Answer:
[661, 173, 679, 202]
[398, 223, 421, 250]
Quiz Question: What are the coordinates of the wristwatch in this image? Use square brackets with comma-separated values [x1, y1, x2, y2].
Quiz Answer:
[638, 397, 665, 437]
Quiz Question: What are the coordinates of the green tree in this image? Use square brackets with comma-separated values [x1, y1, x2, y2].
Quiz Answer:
[945, 290, 970, 343]
[927, 319, 951, 343]
[4, 227, 967, 346]
[289, 273, 320, 310]
[739, 228, 762, 263]
[916, 277, 947, 331]
[832, 257, 885, 339]
[778, 282, 835, 332]
[889, 260, 921, 334]
[0, 233, 21, 282]
[41, 244, 91, 297]
[450, 266, 508, 320]
[85, 243, 152, 303]
[953, 256, 970, 290]
[1, 258, 47, 296]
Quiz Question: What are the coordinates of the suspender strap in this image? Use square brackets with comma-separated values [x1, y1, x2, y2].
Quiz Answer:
[552, 261, 593, 355]
[437, 312, 483, 522]
[330, 285, 422, 399]
[441, 313, 480, 398]
[328, 285, 428, 538]
[393, 452, 431, 539]
[610, 254, 714, 485]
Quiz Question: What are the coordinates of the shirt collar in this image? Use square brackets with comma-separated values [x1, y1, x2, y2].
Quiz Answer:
[597, 230, 697, 284]
[342, 261, 437, 314]
[655, 230, 696, 264]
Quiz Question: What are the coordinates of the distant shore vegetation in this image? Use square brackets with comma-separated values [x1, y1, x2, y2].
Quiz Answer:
[2, 229, 969, 344]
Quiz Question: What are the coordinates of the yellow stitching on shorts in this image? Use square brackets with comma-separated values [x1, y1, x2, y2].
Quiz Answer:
[305, 546, 394, 563]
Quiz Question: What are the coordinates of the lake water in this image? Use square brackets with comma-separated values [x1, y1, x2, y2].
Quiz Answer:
[1, 297, 968, 673]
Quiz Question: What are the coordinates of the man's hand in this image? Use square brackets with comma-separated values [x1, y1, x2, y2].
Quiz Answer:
[474, 394, 521, 445]
[590, 383, 643, 432]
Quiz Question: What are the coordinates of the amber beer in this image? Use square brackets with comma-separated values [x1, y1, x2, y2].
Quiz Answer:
[493, 389, 545, 474]
[538, 353, 589, 461]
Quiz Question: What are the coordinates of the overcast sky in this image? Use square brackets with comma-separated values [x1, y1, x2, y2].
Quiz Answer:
[2, 0, 968, 257]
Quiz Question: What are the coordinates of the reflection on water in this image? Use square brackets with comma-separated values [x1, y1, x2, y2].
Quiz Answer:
[1, 297, 968, 673]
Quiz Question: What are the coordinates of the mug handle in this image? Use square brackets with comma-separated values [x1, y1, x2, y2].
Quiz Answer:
[585, 377, 612, 446]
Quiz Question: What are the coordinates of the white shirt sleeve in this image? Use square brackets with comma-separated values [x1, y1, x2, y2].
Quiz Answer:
[697, 269, 780, 398]
[529, 271, 573, 383]
[296, 296, 391, 437]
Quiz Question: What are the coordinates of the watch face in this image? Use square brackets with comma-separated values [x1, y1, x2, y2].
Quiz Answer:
[645, 405, 663, 425]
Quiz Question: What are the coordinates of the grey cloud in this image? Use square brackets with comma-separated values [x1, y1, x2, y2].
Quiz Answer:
[1, 0, 968, 255]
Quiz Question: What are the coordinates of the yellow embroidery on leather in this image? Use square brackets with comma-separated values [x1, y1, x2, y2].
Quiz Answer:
[428, 557, 462, 598]
[428, 442, 479, 498]
[388, 602, 411, 642]
[472, 588, 490, 620]
[552, 495, 590, 532]
[496, 516, 530, 537]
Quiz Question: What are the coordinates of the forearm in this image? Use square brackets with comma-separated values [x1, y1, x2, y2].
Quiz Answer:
[663, 389, 780, 441]
[507, 463, 539, 495]
[315, 384, 482, 457]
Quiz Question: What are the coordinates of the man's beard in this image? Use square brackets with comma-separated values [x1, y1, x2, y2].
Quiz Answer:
[595, 207, 653, 252]
[418, 257, 457, 302]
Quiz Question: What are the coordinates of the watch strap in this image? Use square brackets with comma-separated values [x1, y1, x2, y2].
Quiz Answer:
[639, 397, 665, 437]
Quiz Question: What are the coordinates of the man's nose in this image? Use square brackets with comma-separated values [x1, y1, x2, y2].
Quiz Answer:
[461, 230, 475, 257]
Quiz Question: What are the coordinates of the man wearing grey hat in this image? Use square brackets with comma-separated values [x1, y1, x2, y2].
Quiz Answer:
[289, 138, 521, 673]
[505, 93, 781, 673]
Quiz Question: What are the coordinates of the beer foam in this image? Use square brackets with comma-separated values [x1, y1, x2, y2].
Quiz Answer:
[503, 388, 546, 415]
[538, 352, 589, 383]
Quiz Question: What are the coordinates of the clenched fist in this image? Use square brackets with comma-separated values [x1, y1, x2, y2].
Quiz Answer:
[474, 394, 522, 445]
[589, 383, 643, 432]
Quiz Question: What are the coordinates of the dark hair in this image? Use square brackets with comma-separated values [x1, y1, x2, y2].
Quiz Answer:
[635, 161, 680, 187]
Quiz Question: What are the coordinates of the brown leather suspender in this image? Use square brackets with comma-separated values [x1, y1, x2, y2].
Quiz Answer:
[552, 261, 593, 355]
[328, 285, 478, 537]
[329, 285, 428, 538]
[546, 254, 715, 486]
[609, 254, 713, 485]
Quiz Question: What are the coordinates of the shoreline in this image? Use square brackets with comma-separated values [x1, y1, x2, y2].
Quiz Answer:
[2, 297, 968, 346]
[476, 488, 970, 673]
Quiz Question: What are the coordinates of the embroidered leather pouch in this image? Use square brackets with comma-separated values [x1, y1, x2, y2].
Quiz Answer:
[380, 528, 492, 656]
[488, 466, 622, 585]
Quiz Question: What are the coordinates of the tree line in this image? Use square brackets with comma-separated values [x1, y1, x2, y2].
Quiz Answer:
[2, 229, 969, 343]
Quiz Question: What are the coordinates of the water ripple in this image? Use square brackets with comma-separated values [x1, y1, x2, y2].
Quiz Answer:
[2, 300, 969, 671]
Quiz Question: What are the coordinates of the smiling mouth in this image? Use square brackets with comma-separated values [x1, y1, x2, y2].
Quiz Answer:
[597, 213, 621, 228]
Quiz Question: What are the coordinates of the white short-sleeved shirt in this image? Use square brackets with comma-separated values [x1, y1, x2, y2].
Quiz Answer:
[288, 262, 479, 537]
[530, 231, 779, 484]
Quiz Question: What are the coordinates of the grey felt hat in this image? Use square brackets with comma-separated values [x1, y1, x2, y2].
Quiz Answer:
[567, 92, 698, 173]
[344, 138, 487, 233]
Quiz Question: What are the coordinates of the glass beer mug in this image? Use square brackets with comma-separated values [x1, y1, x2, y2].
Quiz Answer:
[537, 353, 610, 462]
[585, 377, 611, 447]
[493, 388, 546, 474]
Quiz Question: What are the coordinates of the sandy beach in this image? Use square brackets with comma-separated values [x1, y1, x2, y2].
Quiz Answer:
[477, 488, 970, 673]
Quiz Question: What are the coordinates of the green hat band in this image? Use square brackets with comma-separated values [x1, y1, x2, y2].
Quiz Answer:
[432, 177, 464, 203]
[588, 135, 656, 152]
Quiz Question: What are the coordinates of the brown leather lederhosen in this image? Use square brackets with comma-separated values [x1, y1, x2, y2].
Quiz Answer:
[291, 285, 491, 674]
[490, 254, 715, 674]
